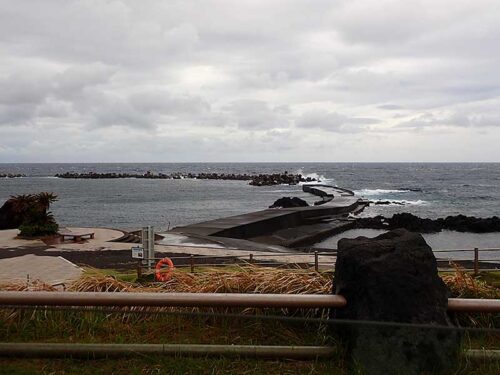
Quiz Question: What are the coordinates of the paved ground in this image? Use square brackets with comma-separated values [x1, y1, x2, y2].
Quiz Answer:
[0, 254, 83, 286]
[0, 228, 336, 276]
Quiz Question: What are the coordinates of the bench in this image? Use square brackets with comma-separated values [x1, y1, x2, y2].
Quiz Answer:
[58, 230, 95, 242]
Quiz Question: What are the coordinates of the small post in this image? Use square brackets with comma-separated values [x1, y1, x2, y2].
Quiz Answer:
[249, 253, 253, 264]
[473, 247, 479, 276]
[137, 261, 142, 279]
[314, 251, 319, 272]
[190, 255, 195, 273]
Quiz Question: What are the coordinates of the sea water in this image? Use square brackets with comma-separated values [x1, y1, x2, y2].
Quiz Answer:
[1, 163, 499, 252]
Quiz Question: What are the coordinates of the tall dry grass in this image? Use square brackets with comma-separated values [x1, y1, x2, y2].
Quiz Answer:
[0, 264, 497, 298]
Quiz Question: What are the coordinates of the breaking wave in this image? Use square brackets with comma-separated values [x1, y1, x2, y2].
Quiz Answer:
[295, 169, 335, 185]
[354, 188, 412, 196]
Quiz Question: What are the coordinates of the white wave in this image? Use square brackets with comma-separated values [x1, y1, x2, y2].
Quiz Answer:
[294, 168, 334, 184]
[260, 189, 297, 193]
[355, 188, 411, 196]
[371, 199, 429, 206]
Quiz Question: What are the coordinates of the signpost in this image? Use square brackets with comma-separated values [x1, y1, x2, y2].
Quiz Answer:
[131, 246, 144, 259]
[140, 226, 155, 270]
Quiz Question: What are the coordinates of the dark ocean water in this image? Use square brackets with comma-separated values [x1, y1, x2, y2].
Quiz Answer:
[1, 163, 499, 233]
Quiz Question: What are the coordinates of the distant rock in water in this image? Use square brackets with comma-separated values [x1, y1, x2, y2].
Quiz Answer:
[0, 173, 25, 178]
[356, 212, 500, 233]
[269, 197, 309, 208]
[54, 170, 318, 186]
[249, 173, 318, 186]
[370, 200, 405, 205]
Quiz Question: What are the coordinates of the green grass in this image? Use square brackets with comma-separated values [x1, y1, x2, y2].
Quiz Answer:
[477, 271, 500, 288]
[0, 307, 499, 374]
[0, 357, 345, 375]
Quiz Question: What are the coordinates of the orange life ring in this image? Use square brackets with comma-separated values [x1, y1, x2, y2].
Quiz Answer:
[155, 257, 175, 281]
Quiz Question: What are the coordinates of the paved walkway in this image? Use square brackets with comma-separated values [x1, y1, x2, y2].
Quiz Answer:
[0, 254, 83, 286]
[0, 228, 336, 277]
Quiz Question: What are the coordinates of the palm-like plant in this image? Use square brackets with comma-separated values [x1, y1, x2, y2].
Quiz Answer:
[2, 192, 59, 236]
[35, 192, 58, 211]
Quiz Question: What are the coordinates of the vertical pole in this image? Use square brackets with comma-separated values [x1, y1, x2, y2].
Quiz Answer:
[142, 227, 149, 270]
[137, 261, 142, 279]
[249, 253, 253, 264]
[314, 251, 319, 272]
[148, 226, 155, 271]
[473, 247, 479, 277]
[190, 255, 194, 273]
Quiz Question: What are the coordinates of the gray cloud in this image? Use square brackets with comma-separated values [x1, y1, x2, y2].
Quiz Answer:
[223, 100, 290, 130]
[0, 0, 499, 161]
[296, 110, 379, 133]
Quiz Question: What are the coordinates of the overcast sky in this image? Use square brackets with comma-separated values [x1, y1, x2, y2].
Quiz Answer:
[1, 0, 499, 162]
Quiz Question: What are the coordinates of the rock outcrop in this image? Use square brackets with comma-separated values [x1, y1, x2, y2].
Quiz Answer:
[249, 173, 317, 186]
[0, 199, 23, 229]
[332, 229, 460, 374]
[356, 212, 500, 233]
[269, 197, 309, 208]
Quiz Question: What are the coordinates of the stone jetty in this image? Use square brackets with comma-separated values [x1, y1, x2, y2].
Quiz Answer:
[0, 173, 25, 178]
[171, 185, 367, 248]
[54, 171, 318, 186]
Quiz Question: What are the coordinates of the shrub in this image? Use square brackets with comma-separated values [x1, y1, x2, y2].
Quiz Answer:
[19, 222, 59, 237]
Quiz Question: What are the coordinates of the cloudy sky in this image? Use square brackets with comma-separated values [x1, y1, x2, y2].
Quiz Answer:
[1, 0, 499, 162]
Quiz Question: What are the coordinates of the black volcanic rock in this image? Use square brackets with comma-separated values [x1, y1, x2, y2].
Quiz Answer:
[355, 212, 500, 233]
[269, 197, 309, 208]
[333, 229, 459, 374]
[54, 171, 318, 186]
[249, 173, 318, 186]
[0, 200, 22, 229]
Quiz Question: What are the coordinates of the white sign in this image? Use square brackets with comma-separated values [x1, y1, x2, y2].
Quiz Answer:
[131, 246, 144, 259]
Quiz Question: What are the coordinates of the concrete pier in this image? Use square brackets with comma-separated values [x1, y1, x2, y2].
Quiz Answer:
[172, 185, 367, 248]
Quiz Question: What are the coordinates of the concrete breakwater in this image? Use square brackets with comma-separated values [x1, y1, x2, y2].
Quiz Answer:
[0, 174, 26, 178]
[54, 171, 318, 186]
[171, 185, 367, 248]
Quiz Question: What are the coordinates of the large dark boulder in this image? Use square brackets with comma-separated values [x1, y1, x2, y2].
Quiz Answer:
[269, 197, 309, 208]
[333, 229, 460, 374]
[0, 200, 23, 229]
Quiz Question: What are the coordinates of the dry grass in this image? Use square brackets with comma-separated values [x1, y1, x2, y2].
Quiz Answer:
[69, 266, 332, 295]
[442, 263, 499, 299]
[1, 265, 497, 298]
[0, 279, 57, 292]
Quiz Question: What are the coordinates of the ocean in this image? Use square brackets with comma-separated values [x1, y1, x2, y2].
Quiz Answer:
[1, 163, 500, 252]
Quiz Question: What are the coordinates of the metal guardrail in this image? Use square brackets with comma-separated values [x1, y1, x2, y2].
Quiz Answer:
[0, 291, 499, 313]
[0, 342, 498, 361]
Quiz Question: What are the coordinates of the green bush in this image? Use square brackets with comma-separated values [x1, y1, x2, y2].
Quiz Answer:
[19, 222, 59, 237]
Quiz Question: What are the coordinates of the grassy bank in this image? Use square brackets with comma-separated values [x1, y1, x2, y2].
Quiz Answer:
[0, 266, 498, 374]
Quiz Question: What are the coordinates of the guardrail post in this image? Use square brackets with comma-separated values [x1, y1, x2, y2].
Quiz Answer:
[190, 255, 195, 273]
[314, 251, 319, 272]
[473, 247, 479, 276]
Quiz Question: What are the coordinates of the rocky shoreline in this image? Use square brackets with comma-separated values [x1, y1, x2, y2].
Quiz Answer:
[54, 171, 318, 186]
[355, 212, 500, 233]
